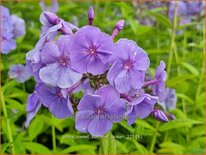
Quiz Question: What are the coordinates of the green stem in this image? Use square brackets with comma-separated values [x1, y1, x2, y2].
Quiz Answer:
[149, 121, 160, 153]
[167, 1, 178, 78]
[51, 115, 56, 153]
[1, 89, 15, 154]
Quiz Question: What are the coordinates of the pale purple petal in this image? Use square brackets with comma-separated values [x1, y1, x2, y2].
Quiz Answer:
[114, 70, 131, 93]
[78, 94, 101, 111]
[88, 118, 112, 137]
[75, 110, 95, 133]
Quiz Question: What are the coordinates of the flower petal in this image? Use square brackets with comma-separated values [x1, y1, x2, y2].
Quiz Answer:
[75, 110, 95, 133]
[114, 69, 131, 93]
[78, 94, 101, 111]
[88, 118, 112, 137]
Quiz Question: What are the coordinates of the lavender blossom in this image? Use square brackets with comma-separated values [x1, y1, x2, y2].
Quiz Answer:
[69, 26, 113, 75]
[125, 89, 158, 125]
[39, 35, 82, 88]
[160, 88, 177, 110]
[39, 0, 59, 13]
[152, 61, 167, 103]
[1, 32, 16, 54]
[11, 15, 26, 38]
[9, 64, 31, 82]
[38, 84, 73, 118]
[25, 84, 42, 127]
[75, 85, 125, 136]
[107, 39, 150, 93]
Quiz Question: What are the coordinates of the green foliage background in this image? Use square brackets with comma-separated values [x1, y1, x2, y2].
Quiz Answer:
[1, 1, 205, 154]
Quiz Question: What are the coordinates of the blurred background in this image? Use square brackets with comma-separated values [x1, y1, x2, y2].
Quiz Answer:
[1, 0, 205, 154]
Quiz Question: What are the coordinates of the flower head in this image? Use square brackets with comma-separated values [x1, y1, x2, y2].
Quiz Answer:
[39, 35, 82, 88]
[107, 39, 150, 93]
[9, 64, 31, 82]
[38, 84, 73, 118]
[152, 61, 167, 103]
[159, 88, 177, 110]
[39, 0, 59, 13]
[125, 89, 158, 125]
[11, 15, 26, 38]
[69, 25, 113, 75]
[75, 85, 125, 136]
[25, 84, 42, 127]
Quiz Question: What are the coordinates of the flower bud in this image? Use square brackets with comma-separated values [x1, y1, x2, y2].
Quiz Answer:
[115, 19, 125, 31]
[88, 6, 94, 25]
[152, 109, 169, 122]
[111, 19, 125, 39]
[40, 11, 60, 26]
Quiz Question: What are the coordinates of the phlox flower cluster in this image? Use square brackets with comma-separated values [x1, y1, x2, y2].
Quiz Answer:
[25, 6, 176, 137]
[1, 6, 26, 54]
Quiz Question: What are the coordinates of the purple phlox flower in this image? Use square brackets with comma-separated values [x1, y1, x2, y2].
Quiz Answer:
[107, 39, 150, 93]
[40, 11, 78, 37]
[39, 35, 82, 88]
[111, 19, 125, 39]
[69, 25, 113, 75]
[39, 0, 59, 13]
[152, 109, 169, 122]
[179, 16, 191, 25]
[38, 84, 73, 118]
[25, 84, 42, 127]
[159, 88, 177, 110]
[88, 6, 94, 25]
[168, 1, 187, 21]
[186, 1, 202, 16]
[1, 6, 13, 33]
[152, 60, 167, 103]
[8, 64, 31, 82]
[124, 89, 158, 125]
[11, 15, 26, 38]
[26, 22, 62, 81]
[75, 85, 125, 136]
[1, 32, 16, 54]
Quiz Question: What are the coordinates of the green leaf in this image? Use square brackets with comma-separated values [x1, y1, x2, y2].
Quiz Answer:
[147, 11, 172, 28]
[166, 74, 196, 87]
[28, 117, 44, 140]
[60, 145, 96, 154]
[181, 62, 199, 76]
[23, 142, 51, 154]
[119, 121, 134, 133]
[159, 119, 203, 131]
[129, 19, 152, 35]
[135, 119, 155, 131]
[176, 93, 194, 104]
[100, 132, 116, 154]
[0, 143, 10, 153]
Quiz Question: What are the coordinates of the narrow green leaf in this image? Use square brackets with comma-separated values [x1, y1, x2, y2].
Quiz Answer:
[181, 62, 199, 76]
[60, 145, 96, 154]
[23, 142, 51, 154]
[135, 119, 155, 131]
[28, 117, 44, 140]
[147, 11, 172, 28]
[159, 119, 203, 131]
[100, 132, 116, 154]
